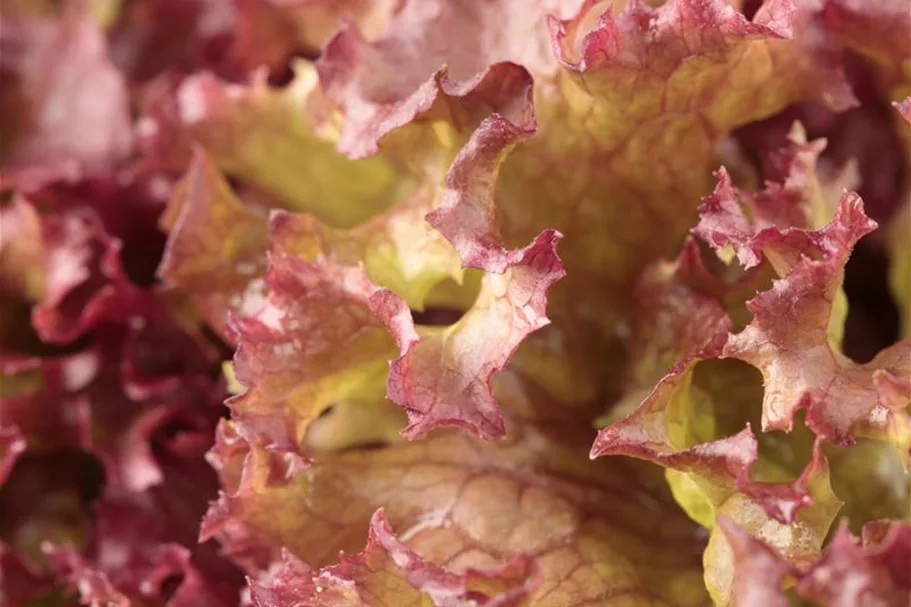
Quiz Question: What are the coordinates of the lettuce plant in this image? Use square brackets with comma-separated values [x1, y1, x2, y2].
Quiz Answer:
[1, 1, 909, 606]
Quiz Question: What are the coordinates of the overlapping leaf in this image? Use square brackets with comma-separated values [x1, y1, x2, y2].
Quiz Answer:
[269, 185, 464, 311]
[159, 148, 463, 342]
[387, 230, 563, 439]
[155, 62, 563, 442]
[431, 0, 853, 319]
[593, 127, 909, 603]
[693, 160, 910, 448]
[316, 0, 579, 158]
[718, 515, 911, 606]
[0, 193, 137, 345]
[139, 63, 404, 228]
[225, 253, 412, 453]
[249, 510, 538, 607]
[203, 374, 710, 607]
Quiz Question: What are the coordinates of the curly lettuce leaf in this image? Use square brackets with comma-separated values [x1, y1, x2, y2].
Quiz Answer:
[225, 228, 562, 446]
[593, 126, 910, 603]
[271, 211, 564, 441]
[387, 231, 563, 439]
[158, 147, 465, 343]
[268, 184, 464, 312]
[395, 0, 862, 413]
[226, 254, 412, 453]
[1, 351, 95, 455]
[692, 126, 910, 447]
[703, 186, 909, 445]
[203, 386, 710, 607]
[139, 63, 403, 228]
[156, 65, 563, 441]
[433, 0, 853, 314]
[718, 515, 911, 606]
[3, 2, 911, 606]
[0, 197, 223, 491]
[249, 510, 538, 607]
[1, 323, 220, 494]
[0, 339, 237, 607]
[315, 0, 577, 158]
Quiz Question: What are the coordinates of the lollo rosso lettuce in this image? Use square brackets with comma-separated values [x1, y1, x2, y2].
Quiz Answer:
[0, 0, 909, 606]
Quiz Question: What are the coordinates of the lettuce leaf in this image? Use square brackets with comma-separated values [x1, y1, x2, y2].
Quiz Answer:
[203, 389, 710, 607]
[249, 510, 539, 607]
[593, 125, 908, 602]
[719, 515, 911, 605]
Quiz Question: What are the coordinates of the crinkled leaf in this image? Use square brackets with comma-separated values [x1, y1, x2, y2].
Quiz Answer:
[388, 230, 563, 439]
[2, 292, 223, 491]
[203, 386, 710, 607]
[688, 127, 910, 447]
[30, 209, 135, 345]
[594, 327, 842, 604]
[226, 254, 413, 453]
[4, 2, 911, 607]
[717, 516, 911, 606]
[432, 0, 853, 329]
[227, 225, 561, 444]
[159, 148, 465, 343]
[0, 351, 95, 453]
[590, 137, 903, 602]
[714, 191, 910, 446]
[164, 152, 562, 442]
[269, 183, 463, 311]
[401, 2, 862, 416]
[139, 64, 403, 228]
[316, 0, 566, 159]
[249, 510, 538, 607]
